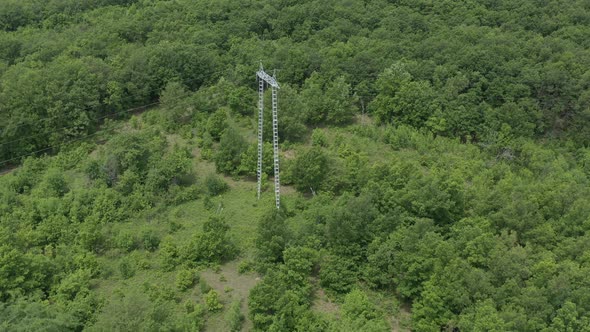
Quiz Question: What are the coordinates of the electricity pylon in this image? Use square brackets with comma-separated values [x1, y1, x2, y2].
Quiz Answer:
[256, 63, 281, 209]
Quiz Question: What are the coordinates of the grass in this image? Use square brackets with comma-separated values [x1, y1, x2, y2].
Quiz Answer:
[200, 260, 260, 331]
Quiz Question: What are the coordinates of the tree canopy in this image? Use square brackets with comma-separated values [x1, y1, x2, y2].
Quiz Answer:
[1, 0, 590, 331]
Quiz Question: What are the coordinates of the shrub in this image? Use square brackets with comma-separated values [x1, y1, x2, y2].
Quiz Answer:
[199, 278, 211, 294]
[159, 236, 179, 272]
[115, 231, 139, 252]
[38, 168, 69, 197]
[181, 217, 238, 266]
[119, 258, 136, 279]
[225, 300, 244, 332]
[311, 129, 328, 147]
[320, 255, 358, 295]
[214, 126, 247, 174]
[237, 260, 253, 274]
[176, 269, 198, 291]
[141, 230, 160, 252]
[206, 108, 228, 141]
[204, 290, 223, 312]
[204, 173, 229, 196]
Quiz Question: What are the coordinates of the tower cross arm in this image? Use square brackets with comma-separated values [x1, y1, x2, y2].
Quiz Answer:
[257, 70, 280, 89]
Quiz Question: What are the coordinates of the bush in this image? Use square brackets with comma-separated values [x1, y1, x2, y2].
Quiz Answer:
[180, 216, 238, 266]
[159, 236, 179, 272]
[320, 255, 358, 295]
[311, 129, 328, 147]
[204, 290, 223, 312]
[204, 173, 229, 196]
[290, 147, 329, 194]
[206, 108, 228, 140]
[237, 260, 254, 274]
[141, 230, 160, 252]
[119, 258, 136, 279]
[115, 231, 139, 252]
[199, 278, 211, 294]
[176, 269, 198, 291]
[38, 168, 69, 197]
[214, 126, 247, 174]
[225, 300, 244, 332]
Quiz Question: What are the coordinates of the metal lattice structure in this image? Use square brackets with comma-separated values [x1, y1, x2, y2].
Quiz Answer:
[256, 64, 281, 209]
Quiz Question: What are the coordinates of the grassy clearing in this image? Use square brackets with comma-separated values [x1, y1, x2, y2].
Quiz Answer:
[200, 260, 260, 331]
[30, 104, 411, 330]
[86, 121, 303, 329]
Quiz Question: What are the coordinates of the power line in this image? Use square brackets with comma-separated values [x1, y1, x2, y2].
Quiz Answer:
[0, 69, 378, 137]
[0, 95, 203, 167]
[0, 101, 160, 147]
[0, 131, 103, 167]
[1, 90, 377, 147]
[0, 77, 379, 165]
[0, 67, 248, 146]
[0, 91, 379, 168]
[0, 70, 232, 134]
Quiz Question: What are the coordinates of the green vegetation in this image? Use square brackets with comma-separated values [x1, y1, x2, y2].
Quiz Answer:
[2, 0, 590, 331]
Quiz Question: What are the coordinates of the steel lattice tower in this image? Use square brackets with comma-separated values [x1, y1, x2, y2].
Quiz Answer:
[256, 64, 281, 209]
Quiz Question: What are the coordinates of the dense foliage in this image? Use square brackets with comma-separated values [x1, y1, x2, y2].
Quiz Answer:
[3, 0, 590, 162]
[2, 0, 590, 331]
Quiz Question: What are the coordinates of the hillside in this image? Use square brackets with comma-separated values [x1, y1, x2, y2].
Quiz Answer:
[2, 0, 590, 331]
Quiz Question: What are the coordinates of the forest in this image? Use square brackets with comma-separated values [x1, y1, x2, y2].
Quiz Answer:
[1, 0, 590, 331]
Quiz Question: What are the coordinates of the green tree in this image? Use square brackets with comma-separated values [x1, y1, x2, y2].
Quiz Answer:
[276, 84, 308, 142]
[203, 172, 229, 196]
[319, 254, 357, 295]
[181, 216, 237, 266]
[238, 142, 274, 177]
[0, 298, 75, 331]
[365, 218, 443, 298]
[176, 269, 197, 291]
[290, 146, 329, 194]
[331, 289, 389, 332]
[206, 108, 228, 141]
[214, 126, 247, 174]
[301, 73, 357, 125]
[159, 236, 179, 272]
[255, 209, 289, 267]
[458, 300, 508, 332]
[248, 266, 313, 331]
[371, 63, 438, 128]
[145, 145, 193, 192]
[159, 81, 192, 130]
[324, 76, 358, 125]
[411, 280, 455, 332]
